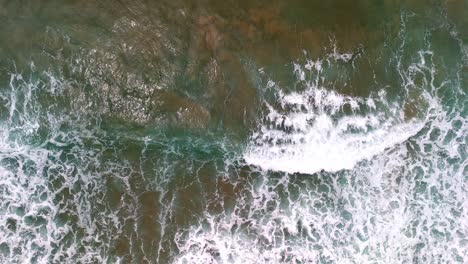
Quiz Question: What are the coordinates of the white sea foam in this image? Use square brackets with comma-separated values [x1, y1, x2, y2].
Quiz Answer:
[0, 69, 133, 263]
[244, 59, 426, 174]
[245, 119, 423, 174]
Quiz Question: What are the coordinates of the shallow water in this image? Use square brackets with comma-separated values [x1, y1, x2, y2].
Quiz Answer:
[0, 0, 467, 263]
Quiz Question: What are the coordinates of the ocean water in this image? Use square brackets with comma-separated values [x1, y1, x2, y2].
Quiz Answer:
[0, 0, 467, 263]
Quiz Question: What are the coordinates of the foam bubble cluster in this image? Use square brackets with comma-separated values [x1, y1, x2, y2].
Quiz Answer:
[244, 58, 426, 173]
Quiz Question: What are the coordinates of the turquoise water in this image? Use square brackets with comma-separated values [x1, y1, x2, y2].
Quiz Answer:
[0, 0, 467, 263]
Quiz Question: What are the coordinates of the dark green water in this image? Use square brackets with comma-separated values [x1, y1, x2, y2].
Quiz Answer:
[0, 0, 467, 263]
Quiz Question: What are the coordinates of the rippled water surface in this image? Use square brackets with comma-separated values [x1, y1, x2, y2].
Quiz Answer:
[0, 0, 467, 263]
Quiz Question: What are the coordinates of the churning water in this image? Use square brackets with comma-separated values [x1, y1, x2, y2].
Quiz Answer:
[0, 0, 467, 263]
